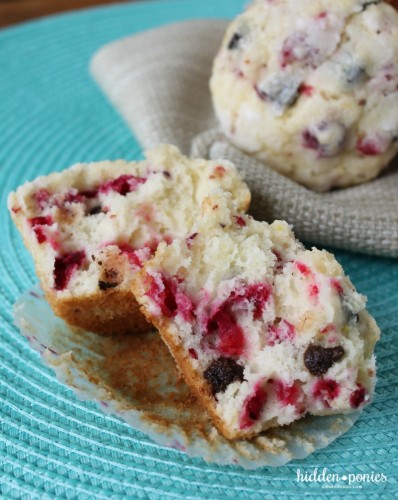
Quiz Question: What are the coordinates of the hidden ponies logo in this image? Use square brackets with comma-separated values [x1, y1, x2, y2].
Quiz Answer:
[296, 468, 388, 489]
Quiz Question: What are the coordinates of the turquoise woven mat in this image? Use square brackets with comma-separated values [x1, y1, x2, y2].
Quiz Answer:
[1, 1, 397, 497]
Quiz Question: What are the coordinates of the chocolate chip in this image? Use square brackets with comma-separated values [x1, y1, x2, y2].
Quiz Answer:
[341, 295, 360, 325]
[256, 75, 301, 109]
[204, 357, 244, 395]
[361, 0, 380, 10]
[344, 307, 359, 325]
[304, 345, 345, 376]
[228, 33, 242, 50]
[344, 65, 368, 85]
[88, 205, 102, 216]
[98, 280, 119, 290]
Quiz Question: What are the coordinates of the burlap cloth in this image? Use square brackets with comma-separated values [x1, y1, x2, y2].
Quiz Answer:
[91, 20, 398, 258]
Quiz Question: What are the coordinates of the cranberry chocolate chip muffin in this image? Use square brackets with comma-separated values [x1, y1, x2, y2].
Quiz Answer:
[8, 146, 250, 335]
[211, 0, 398, 191]
[132, 193, 380, 439]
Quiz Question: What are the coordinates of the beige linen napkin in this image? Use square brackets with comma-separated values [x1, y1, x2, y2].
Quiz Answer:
[91, 20, 398, 258]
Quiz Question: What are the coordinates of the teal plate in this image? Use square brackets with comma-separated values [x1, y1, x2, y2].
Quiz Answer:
[1, 1, 397, 498]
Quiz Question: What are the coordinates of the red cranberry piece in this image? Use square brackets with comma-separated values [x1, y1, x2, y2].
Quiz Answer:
[309, 283, 319, 301]
[186, 233, 198, 249]
[159, 276, 179, 316]
[312, 379, 340, 405]
[350, 385, 367, 408]
[240, 385, 267, 429]
[33, 189, 51, 210]
[118, 243, 149, 269]
[146, 273, 193, 321]
[63, 191, 85, 204]
[299, 83, 315, 96]
[304, 345, 345, 376]
[330, 278, 344, 295]
[303, 130, 320, 150]
[53, 250, 85, 291]
[209, 166, 227, 179]
[204, 357, 244, 395]
[147, 274, 176, 317]
[99, 175, 147, 196]
[320, 324, 336, 334]
[202, 283, 272, 356]
[175, 289, 194, 322]
[268, 320, 295, 346]
[275, 380, 301, 407]
[356, 138, 382, 156]
[295, 261, 312, 276]
[272, 249, 285, 272]
[28, 216, 53, 227]
[214, 165, 226, 175]
[130, 250, 149, 269]
[33, 227, 47, 244]
[32, 226, 45, 244]
[80, 189, 98, 199]
[243, 283, 272, 320]
[234, 216, 246, 227]
[206, 283, 272, 335]
[213, 310, 245, 357]
[146, 238, 162, 253]
[229, 283, 272, 320]
[28, 216, 54, 244]
[188, 348, 198, 360]
[163, 235, 173, 245]
[119, 240, 163, 269]
[118, 243, 139, 262]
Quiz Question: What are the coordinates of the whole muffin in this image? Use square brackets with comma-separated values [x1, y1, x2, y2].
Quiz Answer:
[211, 0, 398, 191]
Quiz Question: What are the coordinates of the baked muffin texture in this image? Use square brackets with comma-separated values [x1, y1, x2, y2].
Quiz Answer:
[9, 146, 250, 335]
[211, 0, 398, 191]
[133, 193, 380, 439]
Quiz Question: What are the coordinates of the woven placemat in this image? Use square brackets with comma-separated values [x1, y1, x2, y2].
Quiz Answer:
[1, 1, 397, 497]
